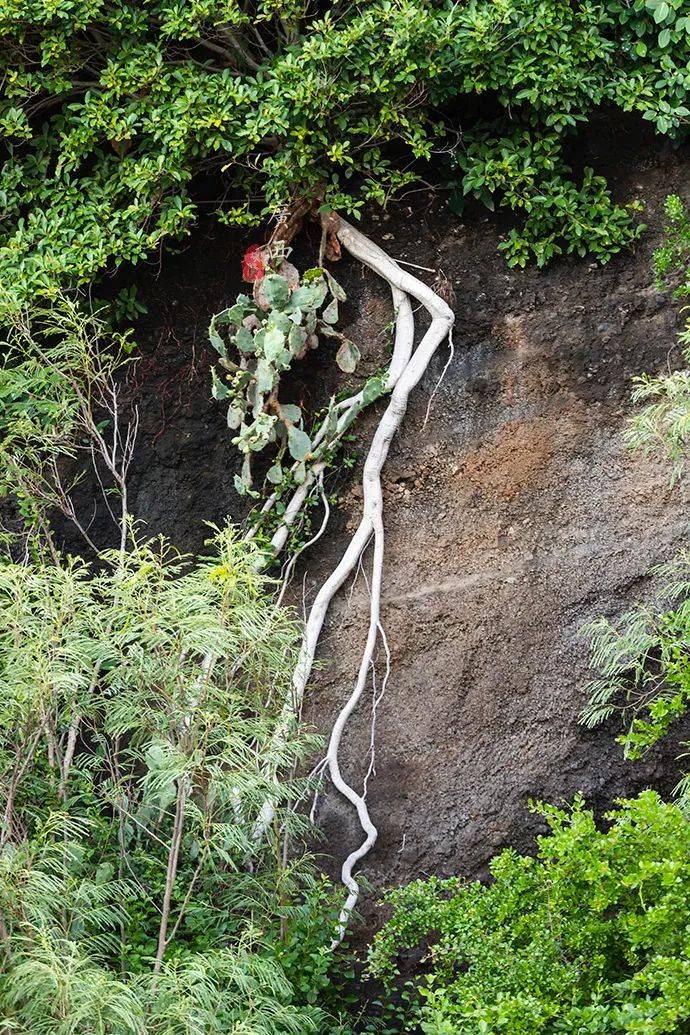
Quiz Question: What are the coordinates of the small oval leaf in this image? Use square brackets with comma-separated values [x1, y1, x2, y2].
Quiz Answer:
[261, 274, 290, 308]
[288, 425, 312, 461]
[322, 297, 339, 324]
[226, 405, 244, 429]
[267, 462, 283, 484]
[279, 402, 302, 423]
[336, 340, 360, 373]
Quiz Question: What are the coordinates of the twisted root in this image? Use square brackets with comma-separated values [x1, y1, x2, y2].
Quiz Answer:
[255, 220, 454, 939]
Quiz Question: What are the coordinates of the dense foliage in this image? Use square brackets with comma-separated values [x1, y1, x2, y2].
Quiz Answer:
[0, 527, 351, 1033]
[5, 0, 690, 318]
[0, 298, 358, 1033]
[5, 4, 690, 1031]
[369, 792, 690, 1034]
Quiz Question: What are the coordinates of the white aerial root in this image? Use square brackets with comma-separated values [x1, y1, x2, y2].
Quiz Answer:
[255, 219, 454, 940]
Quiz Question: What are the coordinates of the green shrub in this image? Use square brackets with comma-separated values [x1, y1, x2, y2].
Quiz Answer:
[0, 0, 463, 318]
[369, 792, 690, 1034]
[652, 194, 690, 299]
[454, 129, 643, 268]
[0, 528, 351, 1032]
[5, 0, 690, 316]
[619, 194, 690, 483]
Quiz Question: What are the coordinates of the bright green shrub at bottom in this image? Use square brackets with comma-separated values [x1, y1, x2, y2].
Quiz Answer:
[368, 792, 690, 1034]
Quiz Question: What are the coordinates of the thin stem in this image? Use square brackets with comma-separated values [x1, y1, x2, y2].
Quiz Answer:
[1, 717, 48, 847]
[153, 777, 188, 977]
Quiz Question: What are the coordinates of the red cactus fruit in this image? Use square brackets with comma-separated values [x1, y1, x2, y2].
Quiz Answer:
[242, 244, 266, 283]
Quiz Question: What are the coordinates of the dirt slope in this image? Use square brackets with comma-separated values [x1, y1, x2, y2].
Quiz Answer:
[66, 125, 690, 924]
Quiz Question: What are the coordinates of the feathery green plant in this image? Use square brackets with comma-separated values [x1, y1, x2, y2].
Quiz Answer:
[0, 528, 348, 1032]
[0, 295, 134, 557]
[582, 551, 690, 808]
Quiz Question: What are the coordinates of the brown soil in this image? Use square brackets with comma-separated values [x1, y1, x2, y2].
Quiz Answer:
[58, 121, 690, 931]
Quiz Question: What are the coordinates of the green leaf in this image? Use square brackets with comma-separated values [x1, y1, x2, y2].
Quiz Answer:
[254, 359, 274, 394]
[261, 274, 290, 308]
[264, 326, 286, 362]
[288, 425, 312, 461]
[226, 405, 244, 429]
[235, 326, 255, 353]
[292, 279, 327, 310]
[95, 862, 115, 884]
[279, 403, 301, 423]
[336, 339, 360, 373]
[224, 300, 252, 325]
[288, 324, 308, 355]
[266, 462, 283, 484]
[322, 298, 339, 325]
[325, 271, 347, 301]
[209, 317, 227, 357]
[211, 368, 229, 400]
[479, 189, 495, 212]
[145, 744, 166, 769]
[362, 374, 387, 404]
[267, 310, 292, 334]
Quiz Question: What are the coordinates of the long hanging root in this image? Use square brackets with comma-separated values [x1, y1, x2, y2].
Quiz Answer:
[255, 219, 454, 939]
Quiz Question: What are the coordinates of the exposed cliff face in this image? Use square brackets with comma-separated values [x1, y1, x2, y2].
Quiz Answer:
[64, 127, 690, 924]
[307, 203, 690, 914]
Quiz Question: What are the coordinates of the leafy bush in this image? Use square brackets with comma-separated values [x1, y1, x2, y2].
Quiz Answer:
[583, 550, 690, 806]
[456, 129, 644, 268]
[652, 194, 690, 298]
[5, 0, 690, 316]
[0, 528, 350, 1032]
[0, 0, 462, 318]
[369, 792, 690, 1034]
